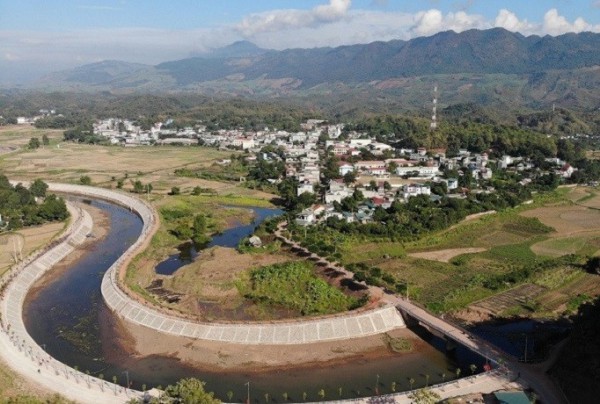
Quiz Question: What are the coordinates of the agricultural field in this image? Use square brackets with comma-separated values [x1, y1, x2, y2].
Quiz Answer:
[339, 187, 600, 315]
[0, 222, 65, 276]
[0, 125, 263, 198]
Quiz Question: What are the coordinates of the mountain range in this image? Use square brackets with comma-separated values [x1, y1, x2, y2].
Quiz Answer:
[29, 28, 600, 110]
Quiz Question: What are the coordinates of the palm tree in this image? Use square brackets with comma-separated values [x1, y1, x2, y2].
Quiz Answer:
[391, 381, 396, 393]
[282, 392, 288, 401]
[112, 376, 118, 394]
[409, 378, 415, 390]
[455, 368, 461, 385]
[227, 391, 234, 401]
[425, 374, 430, 387]
[302, 392, 307, 401]
[142, 384, 147, 393]
[441, 373, 446, 383]
[85, 370, 91, 388]
[264, 392, 270, 403]
[318, 389, 325, 400]
[99, 373, 104, 392]
[338, 387, 343, 397]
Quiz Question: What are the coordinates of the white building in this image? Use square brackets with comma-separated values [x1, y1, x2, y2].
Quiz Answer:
[396, 166, 440, 178]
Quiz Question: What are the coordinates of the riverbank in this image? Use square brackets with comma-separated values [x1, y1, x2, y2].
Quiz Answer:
[110, 314, 426, 372]
[26, 200, 110, 302]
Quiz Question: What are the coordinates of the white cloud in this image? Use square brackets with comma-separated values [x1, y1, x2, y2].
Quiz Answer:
[236, 0, 351, 36]
[542, 8, 598, 35]
[410, 9, 487, 36]
[494, 9, 536, 34]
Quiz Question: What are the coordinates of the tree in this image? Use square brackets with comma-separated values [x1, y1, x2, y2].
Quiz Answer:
[343, 171, 356, 185]
[409, 388, 441, 404]
[387, 161, 398, 174]
[30, 179, 48, 198]
[226, 391, 233, 402]
[162, 378, 220, 404]
[42, 134, 50, 145]
[318, 389, 325, 400]
[28, 137, 40, 149]
[132, 180, 144, 194]
[470, 364, 477, 375]
[409, 377, 415, 390]
[170, 186, 181, 195]
[79, 175, 92, 185]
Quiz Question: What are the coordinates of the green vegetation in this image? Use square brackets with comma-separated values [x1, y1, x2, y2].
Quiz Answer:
[0, 394, 76, 403]
[383, 333, 413, 353]
[566, 294, 592, 313]
[0, 176, 69, 230]
[175, 156, 248, 183]
[126, 378, 220, 404]
[240, 262, 360, 315]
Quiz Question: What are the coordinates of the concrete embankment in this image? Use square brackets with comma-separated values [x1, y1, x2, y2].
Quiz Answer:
[0, 200, 141, 403]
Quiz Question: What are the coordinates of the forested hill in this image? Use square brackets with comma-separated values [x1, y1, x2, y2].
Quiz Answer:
[29, 28, 600, 110]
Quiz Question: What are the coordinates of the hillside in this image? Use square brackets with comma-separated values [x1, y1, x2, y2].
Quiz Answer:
[27, 28, 600, 110]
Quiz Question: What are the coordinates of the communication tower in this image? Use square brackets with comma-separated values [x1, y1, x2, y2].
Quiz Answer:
[430, 84, 438, 130]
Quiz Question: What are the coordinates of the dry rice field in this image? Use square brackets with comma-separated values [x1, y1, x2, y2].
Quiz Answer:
[408, 247, 487, 263]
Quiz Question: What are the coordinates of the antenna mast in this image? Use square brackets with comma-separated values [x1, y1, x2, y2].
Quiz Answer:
[430, 84, 438, 131]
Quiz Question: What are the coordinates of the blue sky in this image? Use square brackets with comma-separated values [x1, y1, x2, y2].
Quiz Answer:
[1, 0, 600, 83]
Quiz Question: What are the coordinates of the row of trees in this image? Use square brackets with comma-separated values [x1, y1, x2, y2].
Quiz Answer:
[0, 176, 69, 229]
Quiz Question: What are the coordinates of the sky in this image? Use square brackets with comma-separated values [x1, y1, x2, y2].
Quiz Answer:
[1, 0, 600, 84]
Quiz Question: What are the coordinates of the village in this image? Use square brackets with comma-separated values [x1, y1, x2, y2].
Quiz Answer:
[78, 117, 575, 228]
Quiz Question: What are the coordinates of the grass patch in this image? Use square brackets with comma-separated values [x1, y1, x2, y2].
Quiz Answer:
[239, 261, 359, 315]
[407, 213, 553, 252]
[534, 266, 582, 289]
[190, 194, 274, 208]
[383, 333, 413, 353]
[566, 294, 593, 314]
[532, 237, 589, 258]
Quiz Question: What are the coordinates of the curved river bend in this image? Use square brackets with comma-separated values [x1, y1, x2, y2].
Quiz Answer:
[24, 198, 485, 401]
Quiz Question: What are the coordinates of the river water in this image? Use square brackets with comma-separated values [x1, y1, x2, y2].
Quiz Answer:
[23, 198, 485, 401]
[156, 207, 283, 276]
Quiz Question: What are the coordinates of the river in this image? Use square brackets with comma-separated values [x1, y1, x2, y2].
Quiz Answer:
[23, 198, 485, 401]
